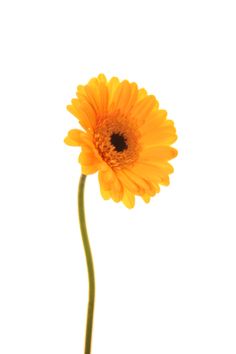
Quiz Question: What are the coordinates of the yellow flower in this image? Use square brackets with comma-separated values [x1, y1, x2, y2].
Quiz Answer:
[65, 74, 177, 208]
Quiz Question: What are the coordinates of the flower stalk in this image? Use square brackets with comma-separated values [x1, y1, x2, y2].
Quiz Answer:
[78, 174, 95, 354]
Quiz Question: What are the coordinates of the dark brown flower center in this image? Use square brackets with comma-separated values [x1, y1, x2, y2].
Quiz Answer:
[110, 133, 128, 152]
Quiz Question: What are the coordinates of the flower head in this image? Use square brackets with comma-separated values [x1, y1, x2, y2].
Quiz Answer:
[65, 74, 177, 208]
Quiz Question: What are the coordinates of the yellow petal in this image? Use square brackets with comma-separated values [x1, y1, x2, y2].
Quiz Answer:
[100, 187, 111, 200]
[64, 129, 89, 146]
[141, 194, 151, 203]
[108, 77, 120, 108]
[97, 73, 107, 83]
[122, 189, 135, 209]
[137, 88, 147, 101]
[81, 164, 99, 175]
[64, 136, 80, 146]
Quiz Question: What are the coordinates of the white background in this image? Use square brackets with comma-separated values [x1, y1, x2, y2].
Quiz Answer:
[0, 0, 236, 353]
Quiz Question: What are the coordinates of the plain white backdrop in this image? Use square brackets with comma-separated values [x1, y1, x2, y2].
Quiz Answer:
[0, 0, 236, 353]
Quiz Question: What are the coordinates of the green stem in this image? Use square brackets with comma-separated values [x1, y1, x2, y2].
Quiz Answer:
[78, 174, 95, 354]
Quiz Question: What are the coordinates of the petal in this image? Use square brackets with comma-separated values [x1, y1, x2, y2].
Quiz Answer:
[126, 83, 139, 114]
[108, 77, 120, 108]
[122, 189, 135, 209]
[131, 95, 158, 125]
[64, 136, 80, 146]
[137, 88, 147, 101]
[130, 163, 162, 184]
[100, 187, 111, 200]
[141, 109, 167, 133]
[140, 146, 178, 161]
[98, 168, 114, 190]
[141, 194, 151, 203]
[84, 83, 102, 114]
[131, 162, 171, 186]
[97, 73, 107, 83]
[64, 129, 91, 147]
[67, 100, 95, 131]
[86, 77, 109, 116]
[116, 171, 140, 194]
[81, 164, 99, 175]
[110, 188, 123, 202]
[112, 80, 131, 112]
[145, 161, 174, 174]
[123, 168, 156, 195]
[79, 150, 99, 166]
[141, 120, 177, 146]
[99, 168, 124, 201]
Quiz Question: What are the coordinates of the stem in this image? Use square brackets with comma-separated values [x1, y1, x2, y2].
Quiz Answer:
[78, 174, 95, 354]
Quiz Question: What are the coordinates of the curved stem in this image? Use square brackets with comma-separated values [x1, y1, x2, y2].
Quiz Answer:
[78, 174, 95, 354]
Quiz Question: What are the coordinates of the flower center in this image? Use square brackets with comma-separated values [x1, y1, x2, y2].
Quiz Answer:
[110, 133, 128, 152]
[93, 113, 140, 169]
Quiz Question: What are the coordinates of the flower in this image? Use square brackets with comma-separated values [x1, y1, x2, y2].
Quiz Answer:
[65, 74, 177, 208]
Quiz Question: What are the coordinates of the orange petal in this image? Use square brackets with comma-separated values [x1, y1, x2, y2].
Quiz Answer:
[116, 171, 140, 194]
[123, 169, 156, 196]
[130, 163, 162, 184]
[110, 188, 123, 203]
[141, 121, 177, 146]
[98, 168, 114, 190]
[81, 164, 99, 175]
[140, 146, 178, 161]
[125, 83, 139, 115]
[67, 102, 93, 131]
[84, 83, 101, 114]
[112, 80, 131, 112]
[132, 162, 171, 186]
[141, 110, 168, 132]
[131, 95, 158, 125]
[79, 150, 99, 166]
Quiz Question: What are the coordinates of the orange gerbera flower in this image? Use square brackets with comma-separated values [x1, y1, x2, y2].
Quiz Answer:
[64, 74, 177, 208]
